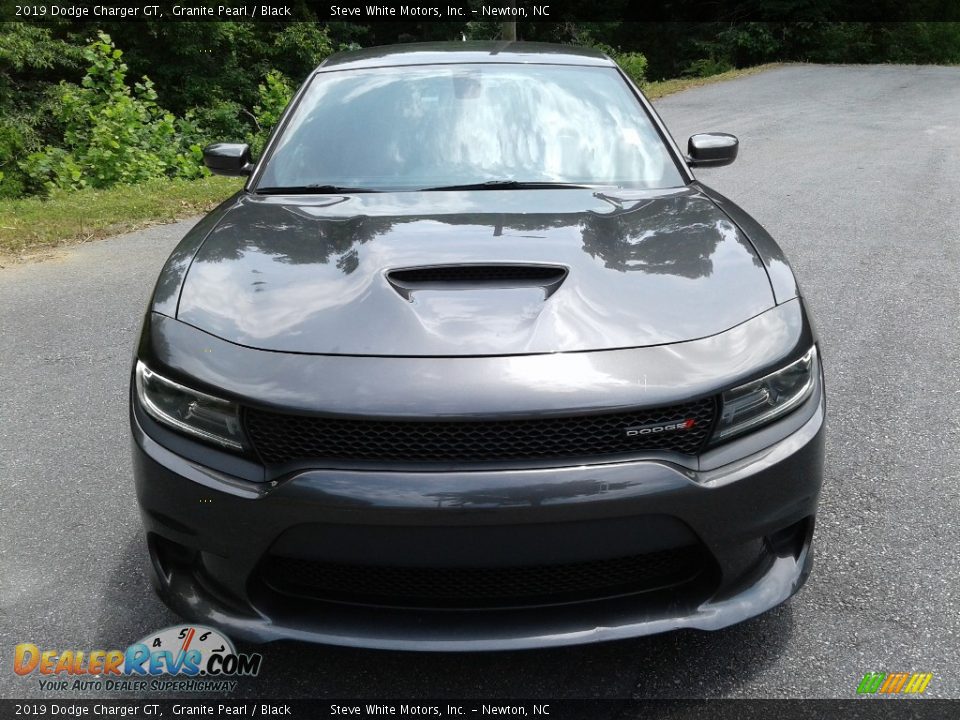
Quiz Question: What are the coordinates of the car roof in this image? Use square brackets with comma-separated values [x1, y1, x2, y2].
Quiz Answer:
[317, 42, 615, 73]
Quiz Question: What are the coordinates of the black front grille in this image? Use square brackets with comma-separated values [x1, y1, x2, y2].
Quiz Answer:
[244, 398, 716, 466]
[259, 546, 706, 608]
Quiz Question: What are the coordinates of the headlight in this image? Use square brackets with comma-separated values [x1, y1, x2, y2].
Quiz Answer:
[135, 361, 245, 450]
[713, 346, 818, 442]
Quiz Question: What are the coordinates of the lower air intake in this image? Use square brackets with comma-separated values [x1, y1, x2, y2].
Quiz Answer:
[259, 546, 707, 609]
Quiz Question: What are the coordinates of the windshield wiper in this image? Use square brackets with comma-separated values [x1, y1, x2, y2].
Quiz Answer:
[418, 180, 595, 191]
[255, 184, 381, 194]
[256, 181, 595, 194]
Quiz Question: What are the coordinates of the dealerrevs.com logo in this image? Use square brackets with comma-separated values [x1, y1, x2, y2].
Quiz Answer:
[14, 625, 262, 693]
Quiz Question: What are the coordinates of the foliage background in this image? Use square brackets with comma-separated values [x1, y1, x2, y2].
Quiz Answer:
[1, 15, 959, 200]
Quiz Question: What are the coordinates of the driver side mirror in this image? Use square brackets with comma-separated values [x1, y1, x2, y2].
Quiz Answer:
[687, 133, 739, 168]
[203, 143, 254, 176]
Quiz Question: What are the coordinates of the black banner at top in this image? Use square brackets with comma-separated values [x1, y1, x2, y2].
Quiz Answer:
[4, 0, 960, 23]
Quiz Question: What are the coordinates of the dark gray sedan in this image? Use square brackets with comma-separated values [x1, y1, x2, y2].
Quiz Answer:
[130, 42, 824, 650]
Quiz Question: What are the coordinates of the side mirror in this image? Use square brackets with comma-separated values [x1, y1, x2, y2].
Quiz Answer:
[687, 133, 739, 168]
[202, 143, 254, 176]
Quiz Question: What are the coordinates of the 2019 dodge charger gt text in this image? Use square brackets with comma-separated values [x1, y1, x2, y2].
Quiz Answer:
[130, 42, 825, 650]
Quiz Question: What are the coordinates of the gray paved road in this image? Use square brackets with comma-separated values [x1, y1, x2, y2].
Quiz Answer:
[2, 64, 959, 701]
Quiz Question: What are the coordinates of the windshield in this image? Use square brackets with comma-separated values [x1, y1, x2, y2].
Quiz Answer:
[256, 63, 685, 192]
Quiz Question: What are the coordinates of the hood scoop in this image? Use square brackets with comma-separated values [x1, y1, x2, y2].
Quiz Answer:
[387, 264, 568, 301]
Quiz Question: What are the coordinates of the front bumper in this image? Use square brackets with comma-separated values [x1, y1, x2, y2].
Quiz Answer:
[131, 376, 824, 651]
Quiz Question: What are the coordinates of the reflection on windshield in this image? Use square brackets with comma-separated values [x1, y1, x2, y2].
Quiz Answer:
[259, 64, 683, 191]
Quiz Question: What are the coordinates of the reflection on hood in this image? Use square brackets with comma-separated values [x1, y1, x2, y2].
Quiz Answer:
[174, 187, 775, 356]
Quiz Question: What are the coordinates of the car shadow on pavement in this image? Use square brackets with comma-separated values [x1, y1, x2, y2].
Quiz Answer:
[95, 530, 181, 650]
[231, 604, 796, 699]
[96, 533, 795, 700]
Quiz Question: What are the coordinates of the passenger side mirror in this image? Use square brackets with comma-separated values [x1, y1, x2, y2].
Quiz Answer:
[203, 143, 254, 176]
[687, 133, 739, 168]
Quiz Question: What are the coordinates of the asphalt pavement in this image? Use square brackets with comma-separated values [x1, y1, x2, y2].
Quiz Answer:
[2, 64, 959, 701]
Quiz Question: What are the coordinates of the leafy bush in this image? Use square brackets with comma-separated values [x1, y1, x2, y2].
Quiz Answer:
[713, 23, 780, 67]
[887, 22, 960, 64]
[20, 32, 204, 194]
[248, 70, 294, 156]
[271, 24, 336, 73]
[683, 57, 735, 78]
[0, 120, 30, 198]
[615, 52, 649, 85]
[11, 31, 301, 196]
[569, 30, 648, 86]
[182, 101, 249, 146]
[176, 70, 294, 162]
[0, 26, 83, 198]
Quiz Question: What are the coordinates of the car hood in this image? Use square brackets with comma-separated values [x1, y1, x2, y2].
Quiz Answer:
[176, 187, 775, 356]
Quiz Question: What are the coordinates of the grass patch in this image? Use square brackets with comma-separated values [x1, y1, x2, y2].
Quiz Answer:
[0, 175, 243, 259]
[643, 63, 781, 100]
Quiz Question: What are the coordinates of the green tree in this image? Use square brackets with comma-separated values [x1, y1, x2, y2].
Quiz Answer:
[0, 24, 84, 197]
[20, 32, 204, 194]
[248, 70, 295, 155]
